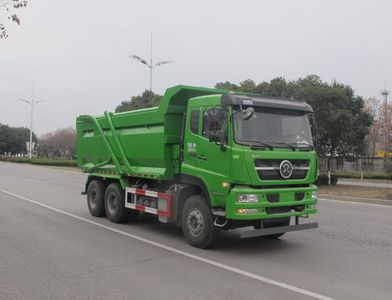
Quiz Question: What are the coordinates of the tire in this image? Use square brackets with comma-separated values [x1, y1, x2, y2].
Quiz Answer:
[181, 195, 219, 248]
[262, 217, 290, 239]
[104, 182, 138, 223]
[87, 180, 106, 217]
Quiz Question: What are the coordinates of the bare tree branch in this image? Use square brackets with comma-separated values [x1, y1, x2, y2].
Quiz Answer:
[0, 0, 28, 39]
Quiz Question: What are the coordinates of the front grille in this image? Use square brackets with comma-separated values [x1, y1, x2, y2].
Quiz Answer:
[266, 193, 279, 203]
[295, 192, 305, 201]
[255, 159, 309, 180]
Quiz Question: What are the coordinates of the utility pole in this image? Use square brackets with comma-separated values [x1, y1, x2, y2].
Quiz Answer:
[18, 85, 44, 159]
[381, 88, 389, 110]
[381, 88, 390, 157]
[129, 31, 173, 92]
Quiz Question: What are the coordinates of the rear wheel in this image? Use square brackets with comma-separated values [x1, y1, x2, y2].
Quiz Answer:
[87, 180, 106, 217]
[262, 217, 290, 239]
[181, 195, 219, 248]
[104, 182, 138, 223]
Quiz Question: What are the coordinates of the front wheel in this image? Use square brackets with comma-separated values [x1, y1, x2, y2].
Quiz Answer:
[181, 195, 219, 248]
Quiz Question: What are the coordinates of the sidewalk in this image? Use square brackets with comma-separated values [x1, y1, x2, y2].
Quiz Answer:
[320, 178, 392, 205]
[319, 194, 392, 206]
[337, 178, 392, 189]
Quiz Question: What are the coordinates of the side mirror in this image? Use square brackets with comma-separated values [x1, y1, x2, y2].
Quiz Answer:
[208, 132, 219, 142]
[242, 107, 255, 120]
[309, 114, 318, 138]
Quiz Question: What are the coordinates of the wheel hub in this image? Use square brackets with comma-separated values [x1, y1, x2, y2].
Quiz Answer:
[187, 208, 204, 237]
[107, 192, 118, 215]
[89, 190, 97, 208]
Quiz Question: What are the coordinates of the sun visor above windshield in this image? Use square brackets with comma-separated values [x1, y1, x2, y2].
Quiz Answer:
[221, 94, 313, 113]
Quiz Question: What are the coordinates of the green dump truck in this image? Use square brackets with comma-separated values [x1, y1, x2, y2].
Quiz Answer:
[76, 85, 318, 248]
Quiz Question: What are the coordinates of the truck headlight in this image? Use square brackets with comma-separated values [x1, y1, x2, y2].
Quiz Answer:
[311, 191, 317, 199]
[237, 194, 258, 203]
[237, 208, 259, 214]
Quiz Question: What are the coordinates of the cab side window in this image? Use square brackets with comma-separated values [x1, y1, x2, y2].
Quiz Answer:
[190, 110, 199, 134]
[202, 107, 227, 142]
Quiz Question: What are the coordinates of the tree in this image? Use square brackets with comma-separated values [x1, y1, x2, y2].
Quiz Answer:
[364, 98, 382, 157]
[215, 75, 373, 167]
[379, 103, 392, 156]
[237, 79, 257, 93]
[365, 97, 392, 157]
[0, 0, 28, 39]
[0, 123, 11, 153]
[0, 122, 37, 154]
[38, 128, 76, 159]
[293, 77, 372, 162]
[215, 81, 239, 91]
[115, 90, 162, 113]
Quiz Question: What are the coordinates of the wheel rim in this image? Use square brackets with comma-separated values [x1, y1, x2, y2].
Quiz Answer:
[89, 190, 97, 209]
[107, 192, 118, 215]
[187, 208, 204, 238]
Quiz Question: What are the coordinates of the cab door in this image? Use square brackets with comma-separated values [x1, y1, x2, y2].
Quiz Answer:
[183, 106, 231, 199]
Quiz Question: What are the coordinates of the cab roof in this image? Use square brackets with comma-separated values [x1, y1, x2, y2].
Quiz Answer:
[221, 94, 313, 113]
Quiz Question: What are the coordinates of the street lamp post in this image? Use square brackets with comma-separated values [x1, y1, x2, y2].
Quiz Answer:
[129, 32, 173, 92]
[18, 91, 44, 159]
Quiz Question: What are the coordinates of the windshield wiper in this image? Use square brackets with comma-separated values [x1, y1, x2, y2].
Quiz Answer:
[268, 142, 296, 151]
[241, 140, 274, 150]
[293, 141, 314, 150]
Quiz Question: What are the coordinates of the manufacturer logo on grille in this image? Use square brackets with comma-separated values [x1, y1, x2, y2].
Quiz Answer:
[279, 160, 293, 179]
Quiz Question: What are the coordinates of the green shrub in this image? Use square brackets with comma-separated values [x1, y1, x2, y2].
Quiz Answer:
[316, 174, 338, 185]
[0, 157, 77, 167]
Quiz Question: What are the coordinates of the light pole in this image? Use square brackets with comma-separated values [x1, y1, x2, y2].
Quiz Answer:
[18, 88, 44, 159]
[129, 32, 173, 92]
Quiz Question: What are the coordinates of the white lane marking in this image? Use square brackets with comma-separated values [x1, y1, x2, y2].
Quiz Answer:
[319, 198, 392, 208]
[0, 189, 333, 300]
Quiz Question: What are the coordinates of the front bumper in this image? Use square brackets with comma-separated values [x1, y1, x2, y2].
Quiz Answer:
[225, 184, 318, 220]
[239, 222, 318, 238]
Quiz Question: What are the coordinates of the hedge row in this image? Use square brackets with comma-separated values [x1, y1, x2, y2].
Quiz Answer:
[316, 174, 338, 186]
[0, 157, 77, 167]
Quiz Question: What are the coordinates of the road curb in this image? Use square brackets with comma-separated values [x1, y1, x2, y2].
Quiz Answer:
[319, 194, 392, 206]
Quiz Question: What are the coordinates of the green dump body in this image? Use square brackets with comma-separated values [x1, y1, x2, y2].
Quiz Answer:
[76, 85, 230, 180]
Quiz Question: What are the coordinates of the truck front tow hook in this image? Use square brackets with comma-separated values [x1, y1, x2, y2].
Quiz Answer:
[214, 216, 228, 228]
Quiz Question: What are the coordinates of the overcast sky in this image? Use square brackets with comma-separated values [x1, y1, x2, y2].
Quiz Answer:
[1, 0, 391, 135]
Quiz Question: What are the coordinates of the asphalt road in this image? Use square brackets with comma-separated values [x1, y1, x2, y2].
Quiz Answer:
[1, 162, 392, 300]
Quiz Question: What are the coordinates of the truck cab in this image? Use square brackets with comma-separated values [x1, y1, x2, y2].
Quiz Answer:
[182, 93, 317, 222]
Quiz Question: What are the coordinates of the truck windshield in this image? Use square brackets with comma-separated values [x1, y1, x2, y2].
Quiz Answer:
[233, 107, 313, 148]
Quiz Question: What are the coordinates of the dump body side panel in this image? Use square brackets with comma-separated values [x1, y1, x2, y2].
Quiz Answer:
[77, 107, 171, 179]
[76, 86, 232, 180]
